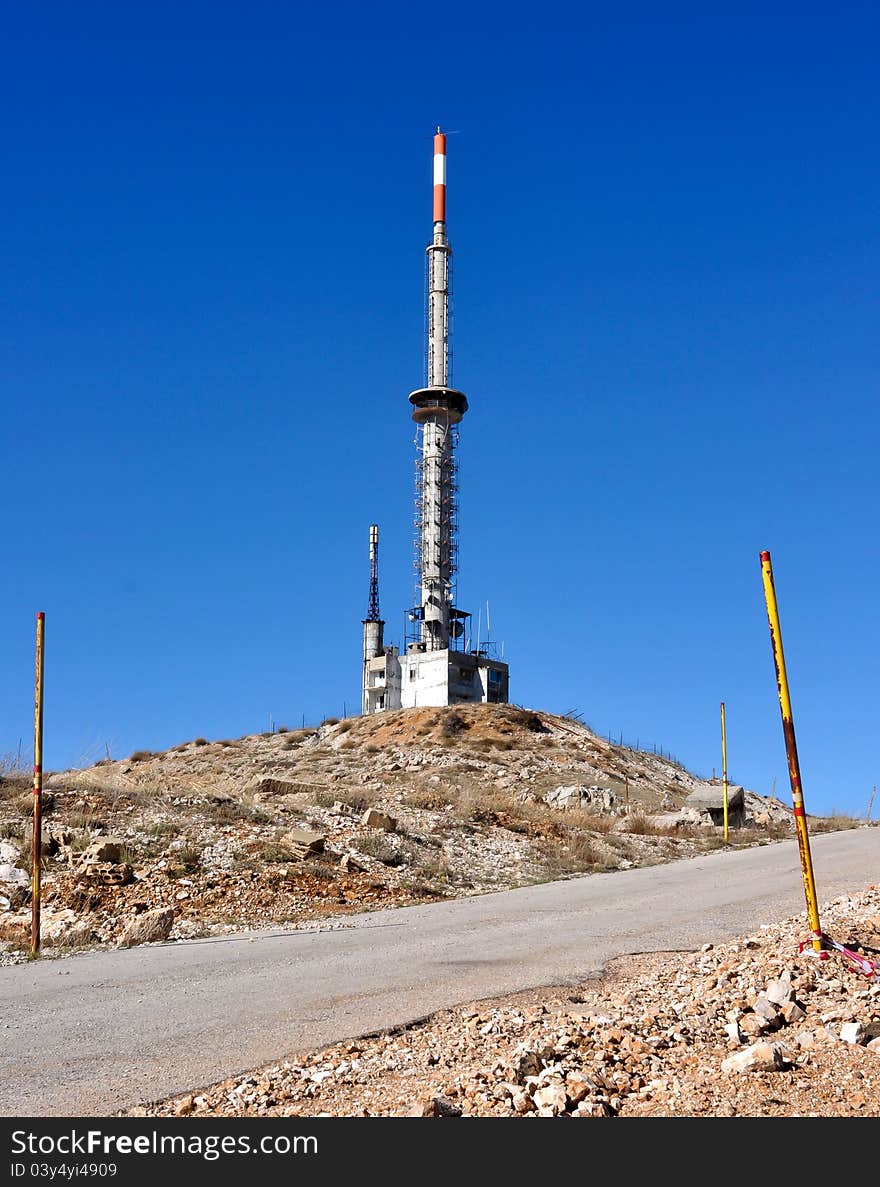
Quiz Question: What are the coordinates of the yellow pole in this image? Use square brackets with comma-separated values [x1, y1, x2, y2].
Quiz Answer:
[720, 701, 729, 844]
[31, 611, 45, 957]
[760, 551, 823, 954]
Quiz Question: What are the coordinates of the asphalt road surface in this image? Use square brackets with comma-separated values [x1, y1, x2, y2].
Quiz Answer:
[2, 829, 878, 1115]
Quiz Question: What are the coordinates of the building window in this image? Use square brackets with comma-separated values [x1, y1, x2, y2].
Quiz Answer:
[409, 669, 416, 681]
[488, 669, 502, 685]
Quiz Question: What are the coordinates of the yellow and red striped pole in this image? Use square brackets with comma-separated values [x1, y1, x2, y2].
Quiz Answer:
[760, 551, 823, 954]
[433, 130, 447, 223]
[31, 611, 45, 957]
[720, 701, 729, 844]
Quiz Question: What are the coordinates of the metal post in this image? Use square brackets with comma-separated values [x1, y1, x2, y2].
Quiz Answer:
[867, 785, 876, 824]
[760, 551, 823, 954]
[31, 612, 45, 957]
[720, 701, 729, 844]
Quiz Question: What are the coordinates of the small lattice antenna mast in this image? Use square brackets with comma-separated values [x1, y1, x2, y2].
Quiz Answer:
[367, 524, 380, 620]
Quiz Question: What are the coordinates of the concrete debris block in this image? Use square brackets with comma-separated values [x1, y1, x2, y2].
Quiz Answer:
[361, 808, 397, 832]
[282, 829, 326, 860]
[721, 1041, 787, 1074]
[116, 907, 174, 948]
[532, 1083, 567, 1114]
[332, 801, 354, 815]
[840, 1022, 865, 1046]
[780, 1000, 806, 1025]
[685, 784, 745, 827]
[339, 853, 363, 873]
[81, 861, 134, 886]
[765, 972, 794, 1006]
[0, 841, 20, 865]
[686, 785, 744, 814]
[0, 863, 29, 890]
[80, 838, 124, 865]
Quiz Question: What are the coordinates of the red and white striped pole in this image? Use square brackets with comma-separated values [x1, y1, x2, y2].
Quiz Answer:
[433, 130, 447, 224]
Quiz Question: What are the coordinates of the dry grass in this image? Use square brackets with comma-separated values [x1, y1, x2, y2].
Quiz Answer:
[538, 830, 601, 877]
[403, 786, 456, 810]
[625, 813, 697, 838]
[166, 843, 202, 875]
[810, 813, 861, 834]
[65, 808, 108, 831]
[357, 834, 415, 867]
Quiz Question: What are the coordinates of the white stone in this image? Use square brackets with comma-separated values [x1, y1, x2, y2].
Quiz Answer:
[840, 1022, 865, 1045]
[721, 1041, 786, 1074]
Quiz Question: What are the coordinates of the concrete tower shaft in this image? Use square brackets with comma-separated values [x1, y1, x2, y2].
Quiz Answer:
[409, 130, 468, 652]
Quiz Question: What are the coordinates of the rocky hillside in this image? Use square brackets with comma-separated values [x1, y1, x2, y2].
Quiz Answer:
[0, 704, 851, 958]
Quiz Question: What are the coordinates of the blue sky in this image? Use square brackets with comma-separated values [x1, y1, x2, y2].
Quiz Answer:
[2, 6, 878, 816]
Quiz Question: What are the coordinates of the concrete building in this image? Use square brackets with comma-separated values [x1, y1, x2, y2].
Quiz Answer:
[361, 131, 509, 715]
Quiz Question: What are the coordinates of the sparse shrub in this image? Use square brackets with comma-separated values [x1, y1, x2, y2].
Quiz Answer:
[276, 726, 289, 734]
[66, 808, 107, 831]
[439, 712, 468, 739]
[218, 740, 238, 748]
[0, 821, 23, 840]
[259, 841, 298, 863]
[147, 821, 180, 838]
[540, 830, 600, 876]
[321, 717, 340, 727]
[507, 710, 546, 733]
[357, 834, 413, 866]
[625, 814, 695, 838]
[129, 751, 155, 763]
[168, 844, 201, 874]
[335, 720, 354, 735]
[193, 738, 209, 747]
[204, 799, 254, 824]
[364, 743, 379, 754]
[416, 850, 451, 881]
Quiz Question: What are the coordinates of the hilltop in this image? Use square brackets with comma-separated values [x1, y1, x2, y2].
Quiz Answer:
[0, 703, 847, 957]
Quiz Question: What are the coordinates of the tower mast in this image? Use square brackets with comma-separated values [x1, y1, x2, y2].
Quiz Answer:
[409, 129, 468, 651]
